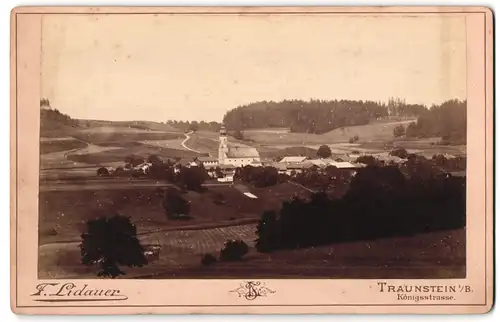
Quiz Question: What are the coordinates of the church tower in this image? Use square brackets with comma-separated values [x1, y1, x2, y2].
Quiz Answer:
[218, 126, 229, 165]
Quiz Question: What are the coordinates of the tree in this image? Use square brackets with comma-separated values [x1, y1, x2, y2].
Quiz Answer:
[219, 240, 249, 261]
[125, 155, 144, 167]
[97, 167, 110, 177]
[317, 145, 332, 159]
[147, 154, 163, 165]
[80, 215, 147, 278]
[255, 210, 279, 252]
[178, 166, 207, 191]
[214, 166, 224, 178]
[40, 98, 51, 108]
[232, 130, 244, 140]
[393, 124, 406, 137]
[189, 121, 199, 132]
[162, 188, 191, 220]
[201, 254, 217, 266]
[355, 155, 380, 167]
[389, 148, 409, 159]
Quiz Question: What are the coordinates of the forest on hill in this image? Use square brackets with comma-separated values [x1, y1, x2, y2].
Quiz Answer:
[222, 98, 466, 143]
[40, 99, 81, 137]
[222, 98, 426, 134]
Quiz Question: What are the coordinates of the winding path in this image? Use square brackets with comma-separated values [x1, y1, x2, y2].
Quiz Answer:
[181, 131, 201, 153]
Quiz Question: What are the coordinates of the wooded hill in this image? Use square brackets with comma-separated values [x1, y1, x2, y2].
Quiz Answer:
[222, 98, 466, 143]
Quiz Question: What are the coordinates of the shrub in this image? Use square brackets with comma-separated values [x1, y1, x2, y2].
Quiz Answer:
[389, 148, 409, 159]
[219, 239, 249, 261]
[393, 124, 406, 137]
[201, 254, 217, 266]
[97, 167, 110, 177]
[348, 135, 359, 144]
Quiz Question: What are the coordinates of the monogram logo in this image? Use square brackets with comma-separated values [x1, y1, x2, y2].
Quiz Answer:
[229, 281, 275, 300]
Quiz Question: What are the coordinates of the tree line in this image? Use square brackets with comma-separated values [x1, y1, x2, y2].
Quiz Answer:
[167, 120, 222, 132]
[222, 98, 432, 134]
[255, 165, 466, 252]
[223, 99, 392, 134]
[404, 99, 466, 144]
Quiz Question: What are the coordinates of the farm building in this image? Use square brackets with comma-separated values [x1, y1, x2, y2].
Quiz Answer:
[195, 156, 219, 168]
[218, 126, 261, 167]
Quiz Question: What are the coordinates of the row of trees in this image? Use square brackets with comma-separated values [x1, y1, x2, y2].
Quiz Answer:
[255, 165, 466, 252]
[166, 120, 222, 132]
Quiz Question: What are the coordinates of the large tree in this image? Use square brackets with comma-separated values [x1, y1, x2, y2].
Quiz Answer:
[317, 145, 332, 159]
[80, 215, 147, 278]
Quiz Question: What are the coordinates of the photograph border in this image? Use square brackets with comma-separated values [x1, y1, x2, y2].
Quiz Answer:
[10, 6, 494, 314]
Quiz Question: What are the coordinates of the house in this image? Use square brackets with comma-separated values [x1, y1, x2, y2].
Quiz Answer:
[217, 175, 234, 183]
[218, 127, 261, 167]
[279, 156, 308, 163]
[196, 156, 219, 168]
[269, 162, 287, 174]
[284, 162, 306, 175]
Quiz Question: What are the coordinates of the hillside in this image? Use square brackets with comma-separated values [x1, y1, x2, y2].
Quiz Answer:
[222, 99, 466, 144]
[222, 98, 428, 134]
[40, 108, 81, 138]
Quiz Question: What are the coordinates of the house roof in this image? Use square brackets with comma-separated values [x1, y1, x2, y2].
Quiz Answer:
[328, 161, 356, 169]
[269, 162, 287, 171]
[197, 156, 218, 162]
[304, 159, 328, 167]
[226, 146, 260, 158]
[279, 156, 308, 163]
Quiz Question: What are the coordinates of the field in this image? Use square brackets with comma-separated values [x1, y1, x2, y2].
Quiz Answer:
[38, 182, 310, 245]
[40, 139, 88, 154]
[39, 123, 197, 168]
[66, 145, 201, 165]
[243, 120, 416, 145]
[39, 225, 465, 279]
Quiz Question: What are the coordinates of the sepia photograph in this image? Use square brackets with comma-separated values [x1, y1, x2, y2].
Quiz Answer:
[37, 12, 468, 280]
[11, 6, 493, 314]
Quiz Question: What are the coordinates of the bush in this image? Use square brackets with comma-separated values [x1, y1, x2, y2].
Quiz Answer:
[80, 214, 148, 278]
[162, 188, 191, 220]
[393, 124, 406, 137]
[389, 148, 409, 159]
[219, 239, 249, 261]
[97, 167, 110, 177]
[201, 254, 217, 266]
[348, 135, 359, 144]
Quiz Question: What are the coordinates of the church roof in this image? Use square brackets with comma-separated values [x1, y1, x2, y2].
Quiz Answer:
[226, 146, 260, 158]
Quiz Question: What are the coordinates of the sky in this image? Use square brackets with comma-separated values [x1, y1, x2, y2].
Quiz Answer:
[41, 14, 467, 122]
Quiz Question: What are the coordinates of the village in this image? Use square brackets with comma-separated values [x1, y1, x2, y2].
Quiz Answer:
[98, 126, 464, 185]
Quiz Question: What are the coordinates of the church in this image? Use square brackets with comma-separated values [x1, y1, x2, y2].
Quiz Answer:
[218, 127, 261, 167]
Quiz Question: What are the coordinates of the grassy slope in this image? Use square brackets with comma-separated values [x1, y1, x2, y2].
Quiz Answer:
[243, 120, 416, 145]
